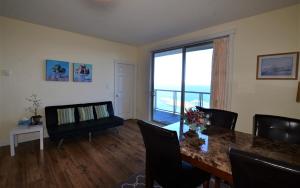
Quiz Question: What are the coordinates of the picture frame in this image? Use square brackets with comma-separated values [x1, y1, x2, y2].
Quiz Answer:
[46, 59, 69, 81]
[256, 52, 299, 80]
[73, 63, 93, 82]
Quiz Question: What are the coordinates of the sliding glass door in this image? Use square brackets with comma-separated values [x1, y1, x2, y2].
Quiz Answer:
[184, 44, 213, 110]
[152, 49, 183, 124]
[151, 42, 213, 125]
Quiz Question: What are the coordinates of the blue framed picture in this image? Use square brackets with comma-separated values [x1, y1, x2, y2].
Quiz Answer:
[46, 60, 69, 81]
[73, 63, 92, 82]
[257, 52, 299, 80]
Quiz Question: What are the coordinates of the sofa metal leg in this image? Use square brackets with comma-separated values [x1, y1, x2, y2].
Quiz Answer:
[89, 132, 92, 143]
[57, 139, 64, 149]
[115, 128, 119, 134]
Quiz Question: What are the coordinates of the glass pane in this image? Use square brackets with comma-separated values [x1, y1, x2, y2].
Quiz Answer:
[185, 44, 213, 110]
[152, 49, 182, 125]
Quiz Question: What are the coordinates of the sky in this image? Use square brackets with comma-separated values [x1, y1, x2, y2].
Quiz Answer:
[154, 49, 213, 90]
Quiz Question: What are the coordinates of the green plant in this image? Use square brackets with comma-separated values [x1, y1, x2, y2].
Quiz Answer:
[26, 94, 42, 116]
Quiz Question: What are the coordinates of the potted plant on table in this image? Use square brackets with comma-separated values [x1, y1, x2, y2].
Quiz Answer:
[26, 94, 42, 125]
[183, 107, 208, 148]
[184, 107, 208, 132]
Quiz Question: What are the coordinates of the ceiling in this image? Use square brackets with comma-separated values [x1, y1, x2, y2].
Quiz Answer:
[0, 0, 299, 45]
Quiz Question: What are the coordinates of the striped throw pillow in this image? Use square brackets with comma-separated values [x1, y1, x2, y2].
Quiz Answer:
[94, 105, 109, 119]
[78, 106, 94, 122]
[57, 108, 75, 125]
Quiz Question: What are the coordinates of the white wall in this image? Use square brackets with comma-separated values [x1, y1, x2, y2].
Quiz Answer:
[136, 4, 300, 134]
[0, 17, 138, 146]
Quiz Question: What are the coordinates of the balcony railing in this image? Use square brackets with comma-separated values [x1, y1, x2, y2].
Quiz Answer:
[153, 89, 210, 114]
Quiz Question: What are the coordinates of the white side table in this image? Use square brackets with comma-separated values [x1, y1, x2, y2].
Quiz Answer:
[10, 125, 44, 156]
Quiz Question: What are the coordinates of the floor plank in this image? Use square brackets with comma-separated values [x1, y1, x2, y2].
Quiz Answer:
[0, 120, 145, 188]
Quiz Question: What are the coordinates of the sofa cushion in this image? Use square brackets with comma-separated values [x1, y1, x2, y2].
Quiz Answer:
[78, 106, 94, 121]
[57, 108, 75, 125]
[92, 116, 124, 127]
[48, 116, 123, 136]
[94, 104, 109, 119]
[47, 121, 94, 136]
[45, 101, 124, 141]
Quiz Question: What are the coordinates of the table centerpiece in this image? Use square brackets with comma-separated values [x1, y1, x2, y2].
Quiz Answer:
[183, 107, 209, 148]
[184, 107, 210, 132]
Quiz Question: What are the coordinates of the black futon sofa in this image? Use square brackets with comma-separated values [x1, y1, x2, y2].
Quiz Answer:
[45, 101, 124, 144]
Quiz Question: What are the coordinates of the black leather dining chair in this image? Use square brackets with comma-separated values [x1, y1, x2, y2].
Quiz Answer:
[229, 148, 300, 188]
[137, 120, 210, 188]
[196, 106, 238, 130]
[253, 114, 300, 144]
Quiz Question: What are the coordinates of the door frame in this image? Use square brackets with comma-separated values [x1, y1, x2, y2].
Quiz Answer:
[114, 60, 137, 119]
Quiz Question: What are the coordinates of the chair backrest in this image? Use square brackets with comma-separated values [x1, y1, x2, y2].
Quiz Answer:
[253, 114, 300, 144]
[229, 148, 300, 188]
[137, 120, 182, 187]
[196, 106, 238, 130]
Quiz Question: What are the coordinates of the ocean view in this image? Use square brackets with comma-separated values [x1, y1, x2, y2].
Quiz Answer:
[153, 48, 213, 122]
[154, 85, 211, 113]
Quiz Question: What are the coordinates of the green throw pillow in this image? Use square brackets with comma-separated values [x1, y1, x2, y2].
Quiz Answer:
[78, 106, 94, 122]
[94, 105, 109, 119]
[57, 108, 75, 125]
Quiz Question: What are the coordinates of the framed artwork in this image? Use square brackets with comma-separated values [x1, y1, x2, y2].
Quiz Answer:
[73, 63, 92, 82]
[256, 52, 299, 80]
[46, 60, 69, 81]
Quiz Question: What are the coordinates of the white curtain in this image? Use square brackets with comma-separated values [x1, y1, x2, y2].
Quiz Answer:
[211, 37, 230, 109]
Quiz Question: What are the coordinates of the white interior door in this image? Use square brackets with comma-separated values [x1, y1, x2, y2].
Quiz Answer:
[114, 62, 135, 119]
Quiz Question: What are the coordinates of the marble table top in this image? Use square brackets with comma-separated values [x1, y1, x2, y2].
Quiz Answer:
[164, 121, 300, 176]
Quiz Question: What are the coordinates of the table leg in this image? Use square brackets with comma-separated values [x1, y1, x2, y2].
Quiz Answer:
[10, 133, 15, 156]
[14, 134, 18, 147]
[214, 177, 220, 188]
[203, 180, 209, 188]
[40, 128, 44, 150]
[145, 154, 153, 188]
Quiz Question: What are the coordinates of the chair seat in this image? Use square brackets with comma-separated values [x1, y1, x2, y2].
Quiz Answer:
[180, 161, 210, 188]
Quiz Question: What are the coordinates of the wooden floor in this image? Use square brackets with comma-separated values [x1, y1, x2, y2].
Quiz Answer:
[0, 120, 145, 188]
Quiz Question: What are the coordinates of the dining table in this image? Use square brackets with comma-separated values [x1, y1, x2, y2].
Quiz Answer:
[164, 121, 300, 186]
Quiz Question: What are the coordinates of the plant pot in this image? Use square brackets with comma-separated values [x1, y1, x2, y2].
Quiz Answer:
[31, 115, 42, 125]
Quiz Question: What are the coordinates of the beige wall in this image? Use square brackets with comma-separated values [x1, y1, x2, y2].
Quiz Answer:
[298, 8, 300, 49]
[137, 4, 300, 134]
[1, 4, 300, 146]
[0, 17, 138, 146]
[0, 19, 3, 131]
